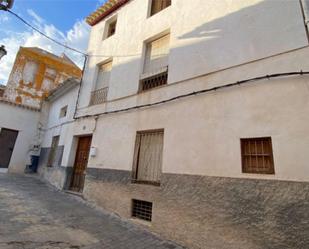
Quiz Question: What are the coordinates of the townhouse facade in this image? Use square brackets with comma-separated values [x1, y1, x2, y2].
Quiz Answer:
[37, 0, 309, 248]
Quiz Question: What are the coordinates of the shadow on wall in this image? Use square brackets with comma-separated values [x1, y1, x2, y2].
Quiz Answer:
[80, 0, 307, 107]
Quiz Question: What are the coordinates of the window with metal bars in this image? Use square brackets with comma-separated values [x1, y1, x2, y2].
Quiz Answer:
[241, 137, 275, 174]
[132, 199, 153, 222]
[140, 70, 168, 91]
[132, 130, 164, 185]
[150, 0, 171, 16]
[47, 136, 60, 167]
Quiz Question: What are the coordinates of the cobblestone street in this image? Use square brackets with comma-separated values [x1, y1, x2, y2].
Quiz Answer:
[0, 174, 184, 249]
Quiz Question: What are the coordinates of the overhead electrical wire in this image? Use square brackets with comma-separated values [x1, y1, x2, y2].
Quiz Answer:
[5, 9, 166, 58]
[4, 8, 309, 130]
[6, 9, 88, 56]
[42, 71, 309, 131]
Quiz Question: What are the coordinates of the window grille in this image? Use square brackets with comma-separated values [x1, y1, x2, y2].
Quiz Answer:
[140, 70, 168, 91]
[132, 199, 153, 222]
[132, 130, 164, 185]
[241, 137, 275, 174]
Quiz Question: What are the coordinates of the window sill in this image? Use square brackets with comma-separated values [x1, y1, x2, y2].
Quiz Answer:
[131, 179, 160, 186]
[241, 171, 275, 175]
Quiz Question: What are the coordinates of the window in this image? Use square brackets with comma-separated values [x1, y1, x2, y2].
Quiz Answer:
[90, 60, 112, 105]
[241, 137, 275, 174]
[132, 199, 153, 222]
[140, 34, 170, 91]
[22, 61, 38, 85]
[106, 18, 117, 39]
[42, 68, 57, 91]
[132, 130, 164, 185]
[47, 136, 60, 167]
[59, 105, 68, 118]
[150, 0, 171, 16]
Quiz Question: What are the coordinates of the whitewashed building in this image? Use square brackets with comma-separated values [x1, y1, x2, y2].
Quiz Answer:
[0, 99, 40, 173]
[38, 1, 309, 248]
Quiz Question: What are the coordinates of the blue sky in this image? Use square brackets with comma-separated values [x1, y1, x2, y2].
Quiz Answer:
[0, 0, 107, 84]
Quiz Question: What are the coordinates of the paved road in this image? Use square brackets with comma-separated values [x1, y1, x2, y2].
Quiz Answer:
[0, 174, 184, 249]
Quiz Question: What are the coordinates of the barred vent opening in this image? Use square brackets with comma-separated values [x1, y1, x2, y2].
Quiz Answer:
[132, 199, 153, 221]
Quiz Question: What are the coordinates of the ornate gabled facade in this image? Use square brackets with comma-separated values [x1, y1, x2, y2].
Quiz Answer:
[4, 47, 82, 108]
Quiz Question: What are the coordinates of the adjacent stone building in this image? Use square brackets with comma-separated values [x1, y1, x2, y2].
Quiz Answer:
[4, 47, 82, 108]
[37, 0, 309, 248]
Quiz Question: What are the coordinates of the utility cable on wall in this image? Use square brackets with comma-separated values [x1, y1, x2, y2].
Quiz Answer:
[42, 71, 309, 131]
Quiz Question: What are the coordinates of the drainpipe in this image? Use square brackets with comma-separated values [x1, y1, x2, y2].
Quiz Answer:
[300, 0, 309, 42]
[73, 54, 88, 119]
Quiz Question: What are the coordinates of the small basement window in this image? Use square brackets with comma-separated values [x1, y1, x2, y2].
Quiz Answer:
[150, 0, 171, 16]
[59, 105, 68, 118]
[241, 137, 275, 174]
[132, 199, 153, 222]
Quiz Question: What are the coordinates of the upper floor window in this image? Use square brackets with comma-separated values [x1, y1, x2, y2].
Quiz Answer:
[132, 129, 164, 185]
[140, 33, 170, 91]
[22, 60, 38, 86]
[105, 17, 117, 39]
[150, 0, 171, 16]
[59, 105, 68, 118]
[90, 60, 112, 105]
[241, 137, 275, 174]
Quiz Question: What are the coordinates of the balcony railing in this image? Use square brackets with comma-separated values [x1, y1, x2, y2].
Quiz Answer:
[89, 87, 108, 106]
[140, 70, 168, 92]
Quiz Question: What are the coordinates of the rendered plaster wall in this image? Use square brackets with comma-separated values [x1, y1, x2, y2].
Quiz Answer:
[38, 85, 79, 189]
[83, 170, 309, 249]
[78, 0, 308, 107]
[0, 102, 40, 173]
[73, 45, 309, 182]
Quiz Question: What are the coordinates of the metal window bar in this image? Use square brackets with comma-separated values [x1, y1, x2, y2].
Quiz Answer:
[89, 87, 108, 106]
[132, 199, 153, 221]
[241, 137, 274, 174]
[140, 71, 168, 92]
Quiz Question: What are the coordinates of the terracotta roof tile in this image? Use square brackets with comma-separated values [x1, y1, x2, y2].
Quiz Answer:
[86, 0, 129, 26]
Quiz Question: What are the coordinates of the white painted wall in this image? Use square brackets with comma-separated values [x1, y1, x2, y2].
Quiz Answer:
[69, 0, 309, 182]
[79, 46, 309, 182]
[41, 85, 79, 167]
[0, 102, 40, 173]
[78, 0, 308, 107]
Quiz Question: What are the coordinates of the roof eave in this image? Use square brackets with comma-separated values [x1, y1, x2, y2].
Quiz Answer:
[86, 0, 129, 26]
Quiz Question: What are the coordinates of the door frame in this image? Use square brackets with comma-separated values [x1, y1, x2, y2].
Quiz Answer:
[68, 135, 92, 192]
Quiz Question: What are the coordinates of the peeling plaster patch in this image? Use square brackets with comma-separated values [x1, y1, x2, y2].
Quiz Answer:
[4, 47, 82, 108]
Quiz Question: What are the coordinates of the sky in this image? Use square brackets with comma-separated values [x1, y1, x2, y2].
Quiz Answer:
[0, 0, 107, 85]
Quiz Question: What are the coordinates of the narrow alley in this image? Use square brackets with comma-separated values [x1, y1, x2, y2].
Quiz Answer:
[0, 174, 183, 249]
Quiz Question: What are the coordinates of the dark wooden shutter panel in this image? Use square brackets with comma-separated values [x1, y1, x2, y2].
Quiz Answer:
[241, 137, 275, 174]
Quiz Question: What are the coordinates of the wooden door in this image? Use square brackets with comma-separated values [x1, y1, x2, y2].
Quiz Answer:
[70, 136, 92, 192]
[0, 128, 18, 168]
